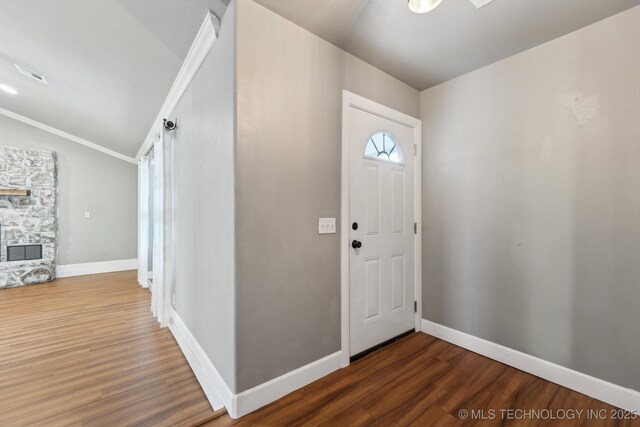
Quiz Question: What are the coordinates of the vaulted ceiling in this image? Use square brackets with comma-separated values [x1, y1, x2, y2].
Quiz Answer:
[0, 0, 229, 158]
[0, 0, 638, 158]
[256, 0, 640, 90]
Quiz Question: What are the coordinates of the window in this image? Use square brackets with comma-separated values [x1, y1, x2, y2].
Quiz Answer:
[364, 132, 403, 164]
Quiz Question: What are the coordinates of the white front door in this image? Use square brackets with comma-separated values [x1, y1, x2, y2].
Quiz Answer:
[347, 103, 417, 356]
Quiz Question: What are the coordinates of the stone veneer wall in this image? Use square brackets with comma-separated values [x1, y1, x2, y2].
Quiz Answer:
[0, 146, 57, 288]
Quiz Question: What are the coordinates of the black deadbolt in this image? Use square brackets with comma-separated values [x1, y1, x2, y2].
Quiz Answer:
[351, 240, 362, 249]
[352, 222, 358, 230]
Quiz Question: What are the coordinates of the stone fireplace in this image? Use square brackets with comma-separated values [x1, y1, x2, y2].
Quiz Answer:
[0, 146, 57, 288]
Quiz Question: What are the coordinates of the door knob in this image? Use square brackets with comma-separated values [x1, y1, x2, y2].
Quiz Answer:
[351, 240, 362, 249]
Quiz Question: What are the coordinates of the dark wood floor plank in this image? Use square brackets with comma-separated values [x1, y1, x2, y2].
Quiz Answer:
[2, 272, 636, 426]
[0, 271, 221, 427]
[204, 333, 639, 427]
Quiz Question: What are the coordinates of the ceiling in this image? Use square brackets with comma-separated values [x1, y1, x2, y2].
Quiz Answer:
[0, 0, 229, 158]
[0, 0, 638, 158]
[255, 0, 640, 90]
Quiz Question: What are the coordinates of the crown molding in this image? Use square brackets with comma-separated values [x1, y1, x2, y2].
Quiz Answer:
[135, 11, 220, 161]
[0, 107, 136, 164]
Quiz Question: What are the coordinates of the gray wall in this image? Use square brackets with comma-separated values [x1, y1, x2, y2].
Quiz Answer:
[0, 114, 137, 265]
[421, 6, 640, 390]
[171, 1, 237, 391]
[234, 0, 419, 392]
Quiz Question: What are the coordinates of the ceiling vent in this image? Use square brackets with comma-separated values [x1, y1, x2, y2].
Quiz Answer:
[469, 0, 497, 8]
[15, 64, 48, 85]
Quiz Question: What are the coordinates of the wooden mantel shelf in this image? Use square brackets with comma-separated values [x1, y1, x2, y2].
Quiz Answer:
[0, 189, 31, 196]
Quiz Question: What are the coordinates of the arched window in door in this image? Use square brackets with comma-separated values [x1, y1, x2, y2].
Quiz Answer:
[364, 132, 404, 164]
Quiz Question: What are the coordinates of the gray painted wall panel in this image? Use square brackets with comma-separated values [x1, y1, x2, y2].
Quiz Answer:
[0, 114, 137, 265]
[234, 0, 419, 392]
[171, 1, 237, 392]
[420, 6, 640, 390]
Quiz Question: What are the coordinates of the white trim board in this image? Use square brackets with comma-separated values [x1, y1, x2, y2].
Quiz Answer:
[56, 258, 137, 278]
[168, 308, 229, 411]
[420, 319, 640, 412]
[0, 107, 136, 164]
[340, 90, 422, 368]
[168, 308, 342, 419]
[134, 12, 220, 161]
[233, 351, 342, 418]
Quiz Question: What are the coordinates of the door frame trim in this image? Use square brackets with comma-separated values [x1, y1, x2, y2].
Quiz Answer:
[340, 90, 422, 367]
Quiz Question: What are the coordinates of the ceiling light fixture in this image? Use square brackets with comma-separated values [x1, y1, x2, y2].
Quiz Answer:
[0, 84, 18, 95]
[408, 0, 443, 14]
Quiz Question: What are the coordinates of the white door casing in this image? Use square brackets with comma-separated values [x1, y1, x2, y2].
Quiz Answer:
[341, 91, 422, 364]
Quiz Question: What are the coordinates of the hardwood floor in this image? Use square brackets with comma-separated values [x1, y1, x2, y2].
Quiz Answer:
[205, 333, 639, 427]
[1, 271, 637, 426]
[0, 270, 221, 427]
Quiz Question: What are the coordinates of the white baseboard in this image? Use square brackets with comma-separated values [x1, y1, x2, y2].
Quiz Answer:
[232, 351, 342, 418]
[168, 308, 229, 411]
[56, 259, 138, 278]
[168, 307, 341, 418]
[421, 319, 640, 412]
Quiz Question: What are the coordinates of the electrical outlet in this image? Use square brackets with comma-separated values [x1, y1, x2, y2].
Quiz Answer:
[318, 218, 336, 234]
[84, 212, 91, 219]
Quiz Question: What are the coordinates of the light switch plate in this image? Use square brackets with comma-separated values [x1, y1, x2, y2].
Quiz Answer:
[319, 218, 336, 234]
[84, 212, 91, 219]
